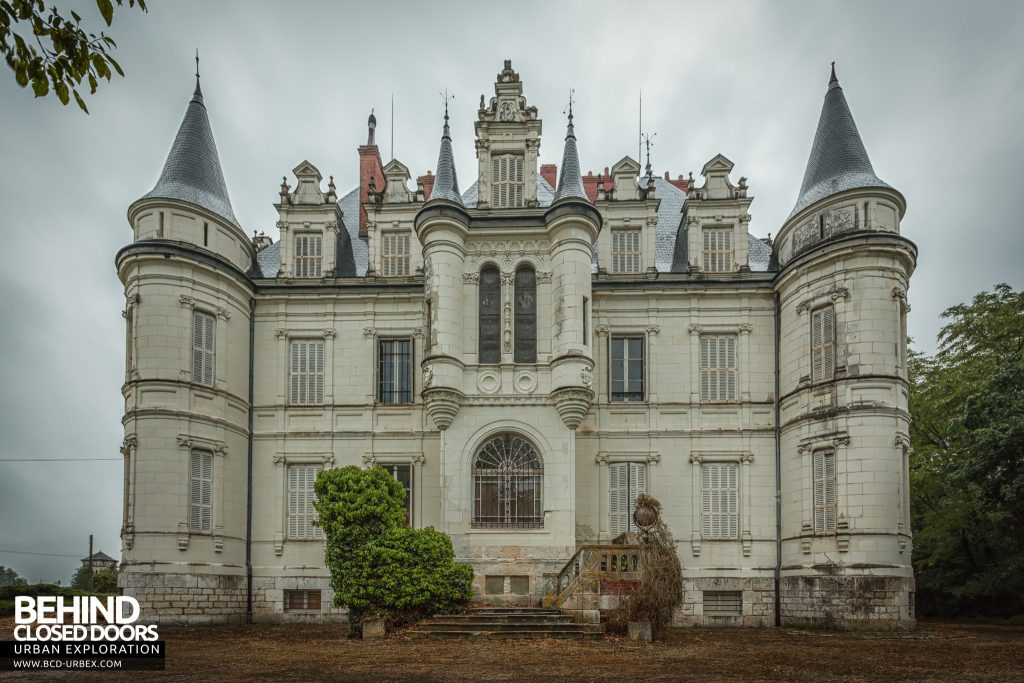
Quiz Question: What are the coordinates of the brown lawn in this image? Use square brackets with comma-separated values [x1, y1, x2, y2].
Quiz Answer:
[3, 618, 1023, 682]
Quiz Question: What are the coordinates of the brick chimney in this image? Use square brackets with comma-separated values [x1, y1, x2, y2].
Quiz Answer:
[540, 163, 557, 190]
[582, 168, 612, 203]
[667, 173, 691, 193]
[358, 112, 385, 237]
[418, 170, 435, 201]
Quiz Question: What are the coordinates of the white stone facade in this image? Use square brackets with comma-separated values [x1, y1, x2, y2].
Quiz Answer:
[117, 62, 916, 628]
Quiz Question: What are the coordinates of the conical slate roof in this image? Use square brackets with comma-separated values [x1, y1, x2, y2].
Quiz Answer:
[552, 110, 587, 203]
[429, 111, 463, 205]
[141, 78, 240, 227]
[789, 64, 891, 219]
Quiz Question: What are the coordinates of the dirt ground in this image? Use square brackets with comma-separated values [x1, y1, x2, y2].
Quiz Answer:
[3, 618, 1024, 682]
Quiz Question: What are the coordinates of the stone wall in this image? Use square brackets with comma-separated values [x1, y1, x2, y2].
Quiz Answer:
[673, 576, 775, 628]
[121, 572, 247, 625]
[781, 575, 914, 630]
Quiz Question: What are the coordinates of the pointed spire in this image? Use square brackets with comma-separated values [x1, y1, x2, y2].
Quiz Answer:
[141, 66, 240, 227]
[789, 62, 891, 218]
[429, 93, 463, 205]
[553, 92, 587, 203]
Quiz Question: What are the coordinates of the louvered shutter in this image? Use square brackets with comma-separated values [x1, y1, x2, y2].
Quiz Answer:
[701, 465, 713, 538]
[190, 450, 212, 532]
[824, 451, 837, 532]
[313, 341, 324, 404]
[724, 463, 738, 538]
[700, 336, 711, 402]
[192, 310, 215, 386]
[813, 450, 838, 533]
[609, 463, 628, 537]
[513, 157, 523, 207]
[200, 452, 212, 531]
[289, 342, 300, 404]
[822, 307, 834, 380]
[629, 462, 647, 530]
[202, 312, 214, 385]
[725, 336, 736, 400]
[287, 466, 299, 538]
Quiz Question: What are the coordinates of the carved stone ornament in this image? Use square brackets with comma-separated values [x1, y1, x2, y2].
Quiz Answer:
[536, 271, 552, 283]
[832, 435, 851, 448]
[322, 328, 337, 339]
[688, 323, 703, 335]
[178, 295, 196, 308]
[423, 389, 463, 430]
[216, 306, 231, 320]
[274, 328, 288, 339]
[894, 433, 913, 453]
[120, 434, 137, 456]
[646, 325, 661, 335]
[739, 322, 753, 334]
[423, 365, 434, 388]
[581, 366, 593, 388]
[551, 387, 594, 430]
[463, 272, 480, 284]
[362, 327, 376, 338]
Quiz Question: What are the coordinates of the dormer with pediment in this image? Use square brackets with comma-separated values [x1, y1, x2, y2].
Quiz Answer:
[274, 160, 348, 279]
[683, 154, 753, 274]
[594, 156, 660, 275]
[474, 60, 542, 210]
[365, 158, 424, 277]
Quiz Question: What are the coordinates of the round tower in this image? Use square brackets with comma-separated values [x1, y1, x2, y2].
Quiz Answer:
[773, 64, 917, 629]
[117, 74, 254, 624]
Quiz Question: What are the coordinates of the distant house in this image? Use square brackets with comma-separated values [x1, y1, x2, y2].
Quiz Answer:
[81, 551, 117, 574]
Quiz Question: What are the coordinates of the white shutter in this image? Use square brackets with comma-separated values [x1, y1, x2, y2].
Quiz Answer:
[287, 466, 299, 539]
[701, 465, 712, 538]
[702, 463, 739, 539]
[813, 450, 836, 533]
[700, 336, 711, 402]
[812, 306, 835, 382]
[192, 310, 215, 386]
[724, 463, 738, 538]
[629, 462, 647, 529]
[725, 336, 736, 400]
[313, 340, 324, 404]
[824, 450, 837, 532]
[289, 342, 300, 404]
[700, 335, 737, 402]
[287, 464, 323, 539]
[190, 450, 212, 532]
[609, 463, 628, 537]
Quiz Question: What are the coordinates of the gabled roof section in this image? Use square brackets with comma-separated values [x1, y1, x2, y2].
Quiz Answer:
[428, 109, 463, 205]
[789, 64, 891, 219]
[141, 77, 240, 228]
[552, 110, 588, 203]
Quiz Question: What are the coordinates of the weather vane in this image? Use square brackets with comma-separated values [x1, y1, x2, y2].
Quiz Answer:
[642, 132, 657, 172]
[439, 89, 454, 120]
[195, 49, 200, 80]
[563, 88, 575, 120]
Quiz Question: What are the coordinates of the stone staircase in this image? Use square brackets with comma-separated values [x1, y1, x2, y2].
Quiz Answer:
[410, 607, 603, 640]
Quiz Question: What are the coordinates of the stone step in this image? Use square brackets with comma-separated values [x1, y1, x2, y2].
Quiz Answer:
[412, 629, 604, 641]
[429, 615, 579, 625]
[419, 622, 601, 633]
[467, 607, 562, 615]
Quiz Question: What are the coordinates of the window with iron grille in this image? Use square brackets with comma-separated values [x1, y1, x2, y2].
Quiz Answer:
[189, 450, 213, 532]
[701, 463, 739, 539]
[811, 305, 835, 382]
[813, 449, 837, 534]
[293, 233, 322, 278]
[472, 434, 543, 528]
[491, 155, 524, 208]
[703, 590, 742, 616]
[381, 232, 410, 276]
[702, 227, 733, 273]
[287, 464, 322, 540]
[381, 463, 414, 526]
[609, 462, 647, 537]
[479, 266, 501, 363]
[289, 339, 324, 405]
[378, 339, 413, 404]
[191, 310, 215, 386]
[612, 229, 641, 273]
[284, 590, 322, 612]
[610, 336, 645, 402]
[514, 267, 536, 363]
[700, 335, 737, 402]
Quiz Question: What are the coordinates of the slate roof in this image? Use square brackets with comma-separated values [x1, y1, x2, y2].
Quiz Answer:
[256, 164, 771, 278]
[141, 80, 241, 228]
[82, 551, 116, 563]
[789, 65, 891, 219]
[428, 114, 463, 205]
[552, 116, 588, 202]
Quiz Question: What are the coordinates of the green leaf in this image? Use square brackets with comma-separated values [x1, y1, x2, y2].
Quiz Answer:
[108, 55, 123, 77]
[31, 75, 48, 97]
[71, 10, 82, 23]
[55, 80, 69, 104]
[97, 0, 114, 26]
[15, 64, 28, 87]
[73, 89, 89, 113]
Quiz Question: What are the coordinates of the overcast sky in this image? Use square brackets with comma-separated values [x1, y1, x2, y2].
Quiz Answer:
[1, 0, 1022, 582]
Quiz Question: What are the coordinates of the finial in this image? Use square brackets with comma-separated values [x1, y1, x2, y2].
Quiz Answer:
[191, 49, 202, 100]
[642, 132, 657, 177]
[439, 90, 454, 137]
[829, 61, 838, 86]
[563, 88, 576, 138]
[367, 108, 376, 146]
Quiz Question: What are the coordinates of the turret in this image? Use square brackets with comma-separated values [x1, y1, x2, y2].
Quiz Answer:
[416, 104, 470, 430]
[773, 64, 917, 629]
[546, 105, 600, 429]
[116, 71, 253, 624]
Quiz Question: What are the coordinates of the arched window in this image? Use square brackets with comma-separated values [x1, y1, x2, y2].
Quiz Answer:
[472, 434, 543, 528]
[479, 266, 501, 363]
[514, 266, 536, 363]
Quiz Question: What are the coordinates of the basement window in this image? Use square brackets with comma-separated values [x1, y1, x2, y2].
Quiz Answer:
[703, 590, 742, 616]
[284, 590, 322, 612]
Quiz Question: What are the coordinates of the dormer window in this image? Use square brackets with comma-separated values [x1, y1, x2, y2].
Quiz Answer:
[703, 227, 733, 273]
[492, 155, 524, 208]
[294, 233, 322, 278]
[381, 232, 410, 277]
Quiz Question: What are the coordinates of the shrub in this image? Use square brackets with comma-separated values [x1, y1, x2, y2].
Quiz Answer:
[314, 466, 472, 632]
[608, 494, 683, 639]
